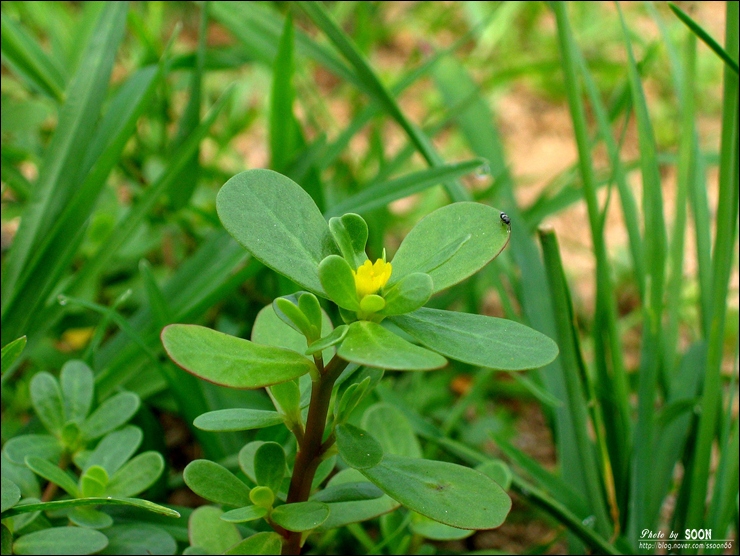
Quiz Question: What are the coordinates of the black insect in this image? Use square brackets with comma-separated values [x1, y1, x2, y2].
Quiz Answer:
[500, 212, 511, 226]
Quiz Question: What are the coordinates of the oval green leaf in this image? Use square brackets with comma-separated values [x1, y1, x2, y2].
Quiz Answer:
[337, 321, 447, 371]
[25, 456, 80, 498]
[389, 202, 510, 293]
[193, 409, 284, 432]
[188, 506, 241, 555]
[360, 455, 511, 529]
[223, 532, 282, 555]
[336, 423, 383, 469]
[183, 460, 251, 508]
[254, 442, 286, 493]
[30, 372, 64, 436]
[217, 169, 339, 295]
[3, 435, 62, 465]
[380, 272, 432, 316]
[318, 469, 399, 531]
[99, 524, 177, 556]
[220, 505, 268, 524]
[84, 426, 142, 476]
[390, 308, 558, 370]
[329, 213, 369, 269]
[318, 255, 360, 311]
[13, 527, 108, 555]
[107, 452, 164, 498]
[1, 477, 21, 513]
[81, 391, 140, 441]
[270, 501, 330, 532]
[311, 481, 384, 503]
[162, 324, 315, 389]
[59, 360, 94, 424]
[361, 403, 422, 458]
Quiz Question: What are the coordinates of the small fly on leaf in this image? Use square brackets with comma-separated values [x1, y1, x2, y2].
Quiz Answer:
[500, 212, 511, 226]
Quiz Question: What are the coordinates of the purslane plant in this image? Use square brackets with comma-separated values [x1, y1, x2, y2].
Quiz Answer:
[161, 169, 558, 554]
[1, 358, 179, 555]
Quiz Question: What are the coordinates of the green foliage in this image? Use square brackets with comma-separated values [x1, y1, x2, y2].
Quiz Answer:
[2, 1, 735, 554]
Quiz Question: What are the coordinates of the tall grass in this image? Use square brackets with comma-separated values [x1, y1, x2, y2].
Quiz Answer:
[1, 2, 736, 553]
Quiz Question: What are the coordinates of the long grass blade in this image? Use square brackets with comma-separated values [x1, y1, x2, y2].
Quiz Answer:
[684, 0, 739, 534]
[298, 1, 470, 203]
[1, 2, 129, 330]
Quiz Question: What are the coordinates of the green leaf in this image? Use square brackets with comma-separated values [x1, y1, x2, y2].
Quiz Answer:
[274, 297, 315, 339]
[68, 506, 113, 529]
[328, 214, 369, 268]
[188, 506, 241, 555]
[1, 336, 26, 376]
[337, 321, 447, 371]
[252, 302, 335, 365]
[326, 159, 486, 218]
[81, 466, 109, 498]
[3, 435, 62, 465]
[476, 460, 512, 491]
[334, 377, 371, 425]
[270, 501, 330, 532]
[388, 202, 509, 293]
[668, 2, 738, 74]
[99, 524, 177, 555]
[193, 409, 284, 432]
[162, 324, 315, 389]
[254, 443, 286, 494]
[1, 477, 21, 513]
[59, 361, 94, 424]
[2, 2, 129, 327]
[380, 273, 432, 316]
[410, 512, 474, 541]
[237, 442, 264, 483]
[30, 372, 65, 436]
[223, 532, 282, 555]
[249, 486, 274, 508]
[220, 505, 268, 523]
[81, 392, 140, 440]
[311, 481, 383, 503]
[84, 426, 142, 476]
[216, 169, 339, 295]
[25, 456, 79, 498]
[183, 460, 252, 508]
[390, 308, 559, 370]
[306, 325, 348, 356]
[0, 15, 66, 102]
[318, 255, 360, 311]
[361, 403, 422, 458]
[269, 13, 297, 173]
[266, 380, 302, 423]
[318, 469, 399, 531]
[297, 293, 323, 335]
[1, 497, 179, 519]
[359, 455, 511, 529]
[107, 452, 164, 498]
[336, 423, 384, 469]
[12, 527, 108, 555]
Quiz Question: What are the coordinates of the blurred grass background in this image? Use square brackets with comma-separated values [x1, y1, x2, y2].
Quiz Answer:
[1, 1, 737, 554]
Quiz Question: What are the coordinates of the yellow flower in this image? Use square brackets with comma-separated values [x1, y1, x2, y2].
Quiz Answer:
[353, 258, 392, 299]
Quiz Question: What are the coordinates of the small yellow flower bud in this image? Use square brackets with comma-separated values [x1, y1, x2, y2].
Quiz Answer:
[353, 259, 392, 299]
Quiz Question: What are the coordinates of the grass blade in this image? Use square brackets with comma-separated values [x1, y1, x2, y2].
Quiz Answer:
[298, 1, 470, 203]
[1, 2, 129, 328]
[325, 159, 486, 218]
[684, 0, 739, 533]
[538, 227, 613, 539]
[668, 2, 738, 74]
[0, 13, 67, 102]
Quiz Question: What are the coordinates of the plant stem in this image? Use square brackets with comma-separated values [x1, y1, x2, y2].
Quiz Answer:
[282, 356, 349, 555]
